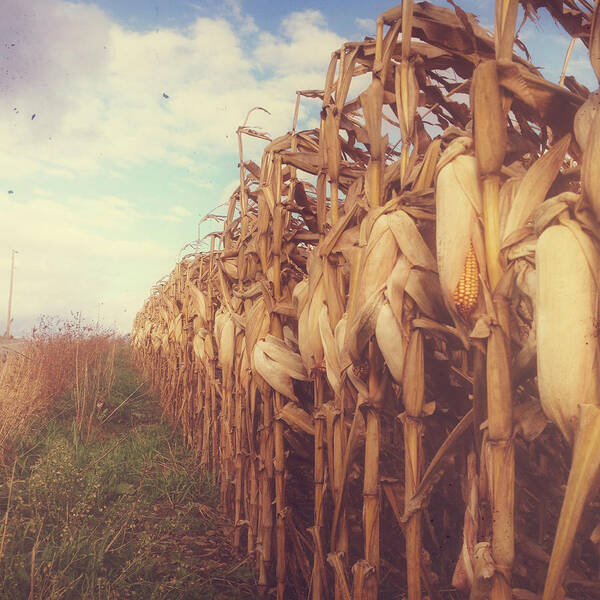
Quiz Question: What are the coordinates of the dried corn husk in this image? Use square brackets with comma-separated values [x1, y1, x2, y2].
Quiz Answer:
[298, 252, 343, 373]
[218, 313, 236, 382]
[435, 138, 486, 326]
[581, 108, 600, 221]
[253, 340, 300, 402]
[375, 302, 405, 382]
[189, 285, 208, 326]
[319, 304, 343, 395]
[245, 298, 270, 363]
[193, 331, 206, 363]
[259, 335, 308, 382]
[501, 135, 571, 243]
[536, 223, 600, 444]
[574, 90, 600, 150]
[355, 213, 399, 310]
[347, 207, 436, 364]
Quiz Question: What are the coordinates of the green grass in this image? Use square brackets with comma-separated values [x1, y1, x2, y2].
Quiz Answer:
[0, 345, 258, 600]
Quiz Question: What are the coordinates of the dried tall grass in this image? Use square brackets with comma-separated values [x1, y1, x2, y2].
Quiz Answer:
[0, 318, 116, 463]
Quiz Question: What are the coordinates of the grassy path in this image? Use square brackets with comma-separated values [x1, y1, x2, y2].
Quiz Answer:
[0, 346, 258, 600]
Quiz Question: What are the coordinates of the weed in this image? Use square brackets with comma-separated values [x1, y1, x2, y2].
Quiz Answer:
[0, 339, 257, 599]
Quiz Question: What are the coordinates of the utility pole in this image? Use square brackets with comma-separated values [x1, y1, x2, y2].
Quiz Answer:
[4, 249, 17, 338]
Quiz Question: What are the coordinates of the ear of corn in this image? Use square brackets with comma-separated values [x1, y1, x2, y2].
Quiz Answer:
[536, 223, 600, 444]
[374, 302, 405, 382]
[453, 243, 479, 318]
[435, 141, 485, 326]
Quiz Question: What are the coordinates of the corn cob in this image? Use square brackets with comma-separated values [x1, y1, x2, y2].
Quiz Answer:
[435, 139, 484, 327]
[453, 244, 479, 318]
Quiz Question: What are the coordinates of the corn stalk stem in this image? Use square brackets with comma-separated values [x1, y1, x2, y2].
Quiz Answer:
[237, 129, 248, 241]
[487, 439, 515, 600]
[248, 454, 258, 555]
[201, 374, 210, 468]
[258, 386, 274, 596]
[482, 175, 502, 292]
[330, 180, 339, 225]
[273, 389, 286, 600]
[559, 37, 576, 87]
[271, 157, 286, 599]
[363, 405, 380, 577]
[313, 375, 326, 600]
[486, 327, 514, 600]
[207, 236, 219, 474]
[403, 330, 425, 600]
[363, 342, 381, 593]
[333, 390, 348, 600]
[233, 385, 244, 553]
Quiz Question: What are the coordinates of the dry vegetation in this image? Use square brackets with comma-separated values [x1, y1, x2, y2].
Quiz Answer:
[0, 339, 258, 599]
[132, 2, 600, 599]
[0, 318, 116, 464]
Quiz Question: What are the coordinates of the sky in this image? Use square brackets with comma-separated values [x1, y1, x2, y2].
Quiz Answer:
[1, 0, 597, 335]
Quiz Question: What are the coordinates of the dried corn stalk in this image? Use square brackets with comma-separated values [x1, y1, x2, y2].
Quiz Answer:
[130, 3, 600, 599]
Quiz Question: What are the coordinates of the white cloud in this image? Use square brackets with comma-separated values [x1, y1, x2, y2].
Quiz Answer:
[255, 11, 343, 76]
[219, 180, 240, 206]
[355, 17, 376, 32]
[224, 0, 243, 21]
[1, 1, 111, 113]
[42, 166, 77, 180]
[0, 1, 347, 333]
[171, 205, 192, 217]
[0, 4, 344, 181]
[0, 194, 174, 334]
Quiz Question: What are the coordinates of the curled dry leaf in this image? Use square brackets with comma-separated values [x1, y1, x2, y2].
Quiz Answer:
[253, 342, 298, 402]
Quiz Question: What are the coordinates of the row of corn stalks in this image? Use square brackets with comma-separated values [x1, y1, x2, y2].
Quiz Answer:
[132, 2, 600, 598]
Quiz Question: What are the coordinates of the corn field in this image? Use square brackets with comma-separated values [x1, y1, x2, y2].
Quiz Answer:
[131, 2, 600, 599]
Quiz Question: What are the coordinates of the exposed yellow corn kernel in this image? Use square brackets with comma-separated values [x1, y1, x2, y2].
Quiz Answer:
[453, 244, 478, 317]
